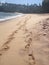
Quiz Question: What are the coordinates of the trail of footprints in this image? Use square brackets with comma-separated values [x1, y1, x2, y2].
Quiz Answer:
[20, 19, 36, 65]
[0, 16, 31, 56]
[0, 30, 17, 56]
[24, 28, 35, 65]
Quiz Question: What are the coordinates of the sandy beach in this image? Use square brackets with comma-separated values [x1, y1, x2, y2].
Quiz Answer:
[0, 14, 49, 65]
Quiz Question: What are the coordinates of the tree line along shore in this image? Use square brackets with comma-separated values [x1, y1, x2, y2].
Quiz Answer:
[0, 0, 49, 13]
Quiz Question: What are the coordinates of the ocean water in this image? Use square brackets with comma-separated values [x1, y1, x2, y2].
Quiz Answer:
[0, 12, 18, 19]
[0, 12, 22, 21]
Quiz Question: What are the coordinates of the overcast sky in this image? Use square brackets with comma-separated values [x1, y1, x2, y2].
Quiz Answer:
[0, 0, 42, 5]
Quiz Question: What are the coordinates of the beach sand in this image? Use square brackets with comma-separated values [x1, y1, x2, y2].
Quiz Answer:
[0, 14, 49, 65]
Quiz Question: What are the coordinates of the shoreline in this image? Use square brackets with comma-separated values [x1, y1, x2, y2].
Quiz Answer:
[0, 14, 24, 23]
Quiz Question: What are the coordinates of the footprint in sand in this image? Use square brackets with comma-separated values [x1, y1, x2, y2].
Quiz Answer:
[46, 18, 49, 20]
[0, 29, 17, 56]
[27, 54, 35, 65]
[23, 50, 36, 65]
[0, 45, 10, 56]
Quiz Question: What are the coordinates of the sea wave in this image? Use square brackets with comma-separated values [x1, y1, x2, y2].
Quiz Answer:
[0, 14, 24, 22]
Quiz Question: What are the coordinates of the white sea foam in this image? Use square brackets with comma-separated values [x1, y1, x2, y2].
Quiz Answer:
[0, 14, 24, 22]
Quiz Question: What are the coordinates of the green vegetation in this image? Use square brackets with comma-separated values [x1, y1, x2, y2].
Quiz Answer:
[0, 0, 49, 13]
[42, 0, 49, 13]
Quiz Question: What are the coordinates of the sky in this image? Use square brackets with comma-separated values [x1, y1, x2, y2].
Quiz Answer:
[0, 0, 42, 5]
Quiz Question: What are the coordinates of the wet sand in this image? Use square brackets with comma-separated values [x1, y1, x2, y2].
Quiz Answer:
[0, 14, 49, 65]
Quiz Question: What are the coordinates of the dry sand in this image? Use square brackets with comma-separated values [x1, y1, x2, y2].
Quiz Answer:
[0, 14, 49, 65]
